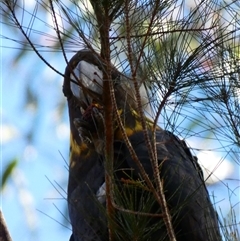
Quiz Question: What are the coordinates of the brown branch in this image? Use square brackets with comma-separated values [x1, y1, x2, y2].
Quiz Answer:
[124, 0, 155, 168]
[124, 0, 177, 240]
[90, 1, 116, 240]
[0, 210, 12, 241]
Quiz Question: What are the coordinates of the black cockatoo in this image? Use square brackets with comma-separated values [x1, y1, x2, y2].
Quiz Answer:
[63, 49, 222, 241]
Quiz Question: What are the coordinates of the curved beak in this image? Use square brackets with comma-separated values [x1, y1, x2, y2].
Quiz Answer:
[70, 59, 103, 107]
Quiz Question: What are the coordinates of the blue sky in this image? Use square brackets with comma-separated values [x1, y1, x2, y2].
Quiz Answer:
[1, 45, 72, 240]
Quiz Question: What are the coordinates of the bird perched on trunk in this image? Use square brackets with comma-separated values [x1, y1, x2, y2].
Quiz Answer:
[63, 49, 222, 241]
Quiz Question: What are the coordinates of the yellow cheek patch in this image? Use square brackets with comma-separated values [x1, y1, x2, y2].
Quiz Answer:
[69, 133, 89, 166]
[126, 121, 145, 134]
[91, 102, 103, 110]
[114, 120, 148, 140]
[114, 109, 160, 140]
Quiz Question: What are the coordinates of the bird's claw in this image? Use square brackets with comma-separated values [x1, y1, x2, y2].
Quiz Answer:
[74, 103, 104, 149]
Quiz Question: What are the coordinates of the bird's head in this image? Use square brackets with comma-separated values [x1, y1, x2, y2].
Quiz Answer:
[63, 49, 107, 112]
[63, 49, 130, 152]
[63, 49, 156, 152]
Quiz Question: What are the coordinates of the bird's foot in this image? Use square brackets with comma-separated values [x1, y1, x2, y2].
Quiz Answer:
[74, 103, 105, 153]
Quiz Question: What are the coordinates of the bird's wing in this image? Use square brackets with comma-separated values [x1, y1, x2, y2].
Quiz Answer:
[113, 130, 221, 241]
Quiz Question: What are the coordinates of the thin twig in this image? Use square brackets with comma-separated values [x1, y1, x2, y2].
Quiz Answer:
[124, 1, 177, 240]
[109, 26, 215, 40]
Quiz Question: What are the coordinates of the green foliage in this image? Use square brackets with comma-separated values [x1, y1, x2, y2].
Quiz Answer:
[1, 0, 239, 240]
[1, 159, 18, 191]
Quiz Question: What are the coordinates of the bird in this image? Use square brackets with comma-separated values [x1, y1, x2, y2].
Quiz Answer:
[63, 49, 222, 241]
